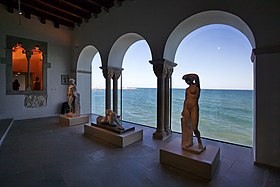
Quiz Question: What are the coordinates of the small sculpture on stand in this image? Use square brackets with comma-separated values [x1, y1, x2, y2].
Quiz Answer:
[97, 109, 124, 130]
[67, 78, 80, 117]
[181, 73, 205, 153]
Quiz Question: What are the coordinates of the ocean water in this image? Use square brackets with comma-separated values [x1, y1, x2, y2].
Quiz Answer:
[92, 88, 253, 146]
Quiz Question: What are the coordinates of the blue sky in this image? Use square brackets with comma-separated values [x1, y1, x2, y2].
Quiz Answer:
[92, 24, 253, 90]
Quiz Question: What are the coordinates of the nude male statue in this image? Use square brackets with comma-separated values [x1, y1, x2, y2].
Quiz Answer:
[181, 73, 204, 150]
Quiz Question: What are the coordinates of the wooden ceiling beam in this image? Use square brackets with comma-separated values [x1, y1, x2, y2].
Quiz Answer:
[20, 0, 82, 24]
[59, 0, 91, 18]
[21, 2, 74, 23]
[32, 0, 83, 20]
[65, 0, 102, 14]
[86, 0, 103, 8]
[21, 2, 75, 28]
[0, 0, 128, 29]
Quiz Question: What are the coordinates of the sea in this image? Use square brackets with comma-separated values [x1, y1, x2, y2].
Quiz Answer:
[92, 88, 253, 146]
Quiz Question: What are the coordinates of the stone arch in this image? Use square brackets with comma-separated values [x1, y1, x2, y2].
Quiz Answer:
[76, 45, 99, 114]
[164, 10, 256, 153]
[77, 45, 99, 71]
[105, 33, 152, 113]
[108, 33, 147, 69]
[164, 10, 256, 62]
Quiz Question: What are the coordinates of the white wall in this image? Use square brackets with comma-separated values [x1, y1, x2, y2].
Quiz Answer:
[255, 53, 280, 167]
[0, 5, 73, 120]
[77, 72, 91, 115]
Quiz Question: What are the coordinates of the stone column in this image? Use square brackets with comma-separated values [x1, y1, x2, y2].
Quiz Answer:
[26, 51, 32, 90]
[101, 66, 122, 113]
[101, 67, 114, 110]
[164, 63, 176, 135]
[150, 59, 177, 140]
[112, 68, 122, 113]
[164, 60, 177, 136]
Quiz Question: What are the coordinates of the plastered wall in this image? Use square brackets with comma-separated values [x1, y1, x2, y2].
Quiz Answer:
[0, 5, 73, 120]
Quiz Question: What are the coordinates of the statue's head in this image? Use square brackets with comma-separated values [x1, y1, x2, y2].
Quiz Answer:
[69, 78, 75, 85]
[105, 109, 113, 115]
[182, 73, 200, 86]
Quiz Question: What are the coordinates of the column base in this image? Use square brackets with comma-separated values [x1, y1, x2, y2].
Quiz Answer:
[153, 129, 172, 140]
[165, 128, 172, 136]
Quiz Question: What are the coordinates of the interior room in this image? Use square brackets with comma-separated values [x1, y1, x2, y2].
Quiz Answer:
[0, 0, 279, 186]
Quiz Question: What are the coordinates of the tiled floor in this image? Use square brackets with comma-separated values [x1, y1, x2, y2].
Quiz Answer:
[0, 118, 13, 146]
[0, 116, 279, 187]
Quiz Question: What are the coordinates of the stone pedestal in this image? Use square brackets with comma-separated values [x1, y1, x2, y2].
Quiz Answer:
[182, 143, 206, 154]
[84, 124, 143, 148]
[160, 138, 220, 180]
[59, 115, 89, 126]
[95, 122, 135, 134]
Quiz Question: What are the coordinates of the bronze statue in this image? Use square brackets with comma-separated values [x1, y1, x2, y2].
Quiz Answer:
[181, 73, 204, 150]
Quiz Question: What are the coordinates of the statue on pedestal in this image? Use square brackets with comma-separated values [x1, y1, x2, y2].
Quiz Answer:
[181, 73, 204, 151]
[67, 78, 80, 117]
[97, 109, 124, 130]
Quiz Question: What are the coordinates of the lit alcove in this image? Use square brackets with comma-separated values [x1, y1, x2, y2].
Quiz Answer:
[12, 42, 28, 91]
[172, 24, 253, 146]
[30, 45, 43, 91]
[6, 35, 48, 97]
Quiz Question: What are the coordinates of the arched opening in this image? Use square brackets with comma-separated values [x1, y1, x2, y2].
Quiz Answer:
[30, 45, 43, 90]
[91, 52, 105, 116]
[121, 40, 156, 127]
[107, 33, 156, 126]
[76, 45, 98, 115]
[173, 24, 253, 146]
[164, 10, 256, 147]
[12, 42, 28, 90]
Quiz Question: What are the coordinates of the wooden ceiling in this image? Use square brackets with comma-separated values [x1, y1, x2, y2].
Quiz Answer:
[0, 0, 127, 29]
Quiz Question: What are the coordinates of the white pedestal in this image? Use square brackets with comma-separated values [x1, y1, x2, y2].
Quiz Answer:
[59, 115, 89, 126]
[160, 138, 220, 180]
[84, 124, 143, 148]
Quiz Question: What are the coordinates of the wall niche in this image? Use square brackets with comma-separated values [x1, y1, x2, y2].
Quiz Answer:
[5, 35, 50, 96]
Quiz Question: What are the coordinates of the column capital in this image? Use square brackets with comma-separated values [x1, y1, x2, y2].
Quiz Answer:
[100, 66, 123, 79]
[149, 59, 177, 78]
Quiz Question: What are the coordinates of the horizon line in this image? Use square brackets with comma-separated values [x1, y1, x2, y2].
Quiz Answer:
[92, 87, 253, 91]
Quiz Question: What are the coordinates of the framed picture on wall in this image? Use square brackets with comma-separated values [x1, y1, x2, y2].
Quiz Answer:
[61, 75, 69, 85]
